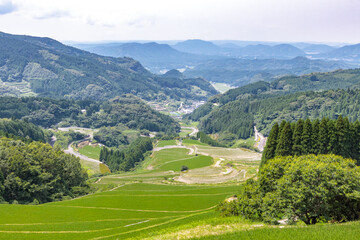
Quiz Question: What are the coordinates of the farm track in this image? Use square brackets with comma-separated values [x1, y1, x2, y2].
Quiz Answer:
[52, 205, 217, 213]
[180, 126, 199, 137]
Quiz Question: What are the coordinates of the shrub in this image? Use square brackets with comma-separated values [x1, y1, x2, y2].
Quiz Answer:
[181, 165, 189, 171]
[218, 154, 360, 224]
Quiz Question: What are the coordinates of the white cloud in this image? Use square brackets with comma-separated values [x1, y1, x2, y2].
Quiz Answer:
[0, 0, 358, 43]
[0, 0, 17, 15]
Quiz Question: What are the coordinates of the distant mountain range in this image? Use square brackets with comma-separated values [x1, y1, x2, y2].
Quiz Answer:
[0, 32, 216, 101]
[172, 39, 224, 56]
[74, 41, 216, 73]
[72, 39, 359, 86]
[320, 43, 360, 62]
[302, 44, 336, 54]
[184, 56, 351, 86]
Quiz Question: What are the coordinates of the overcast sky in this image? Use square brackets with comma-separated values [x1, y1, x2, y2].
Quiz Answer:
[0, 0, 359, 43]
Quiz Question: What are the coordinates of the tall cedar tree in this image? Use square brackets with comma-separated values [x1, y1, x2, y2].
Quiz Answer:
[327, 120, 337, 154]
[311, 119, 320, 154]
[351, 120, 360, 160]
[275, 122, 293, 157]
[292, 119, 304, 156]
[318, 118, 329, 154]
[261, 117, 360, 168]
[260, 123, 279, 167]
[278, 120, 287, 134]
[336, 116, 351, 158]
[301, 119, 312, 155]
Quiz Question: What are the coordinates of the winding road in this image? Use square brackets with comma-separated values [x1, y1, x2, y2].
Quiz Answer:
[64, 142, 101, 163]
[181, 126, 199, 137]
[254, 126, 266, 152]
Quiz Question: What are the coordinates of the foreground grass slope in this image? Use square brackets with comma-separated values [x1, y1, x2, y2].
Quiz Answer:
[0, 183, 238, 240]
[193, 221, 360, 240]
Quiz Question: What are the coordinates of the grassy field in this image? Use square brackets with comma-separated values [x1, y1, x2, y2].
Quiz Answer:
[78, 145, 101, 160]
[192, 221, 360, 240]
[233, 137, 256, 149]
[179, 129, 192, 138]
[156, 140, 178, 147]
[79, 159, 111, 175]
[2, 137, 359, 239]
[182, 139, 208, 146]
[151, 148, 213, 172]
[0, 183, 239, 240]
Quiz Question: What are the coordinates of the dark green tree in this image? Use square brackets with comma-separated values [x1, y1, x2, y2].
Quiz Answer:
[275, 122, 293, 157]
[260, 123, 279, 167]
[336, 116, 351, 158]
[350, 120, 360, 162]
[311, 119, 320, 154]
[318, 118, 329, 154]
[292, 119, 304, 156]
[327, 120, 337, 154]
[301, 119, 312, 154]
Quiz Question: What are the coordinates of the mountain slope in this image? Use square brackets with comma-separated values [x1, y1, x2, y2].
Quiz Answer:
[184, 56, 350, 86]
[172, 39, 223, 55]
[323, 43, 360, 62]
[186, 68, 360, 140]
[74, 42, 212, 73]
[0, 32, 216, 101]
[302, 44, 336, 54]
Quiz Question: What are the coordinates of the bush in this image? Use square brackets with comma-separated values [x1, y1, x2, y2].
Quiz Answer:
[218, 154, 360, 224]
[181, 165, 189, 171]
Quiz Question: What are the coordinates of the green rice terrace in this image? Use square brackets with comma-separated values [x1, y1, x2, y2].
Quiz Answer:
[1, 133, 360, 239]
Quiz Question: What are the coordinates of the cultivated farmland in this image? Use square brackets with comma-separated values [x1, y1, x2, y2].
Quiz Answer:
[0, 183, 239, 240]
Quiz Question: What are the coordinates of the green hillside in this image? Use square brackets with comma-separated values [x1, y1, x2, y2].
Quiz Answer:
[0, 32, 216, 101]
[186, 69, 360, 139]
[0, 95, 179, 132]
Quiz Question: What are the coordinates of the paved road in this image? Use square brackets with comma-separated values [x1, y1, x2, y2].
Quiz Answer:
[64, 142, 101, 163]
[254, 126, 266, 152]
[58, 127, 98, 139]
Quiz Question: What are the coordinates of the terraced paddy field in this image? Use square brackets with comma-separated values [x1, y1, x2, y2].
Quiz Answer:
[195, 145, 261, 162]
[79, 145, 101, 160]
[150, 148, 213, 172]
[2, 139, 358, 239]
[156, 140, 178, 147]
[0, 183, 240, 240]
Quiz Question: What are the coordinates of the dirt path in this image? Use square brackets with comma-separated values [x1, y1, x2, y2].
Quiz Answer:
[214, 158, 224, 167]
[181, 126, 199, 137]
[153, 145, 194, 155]
[153, 145, 188, 151]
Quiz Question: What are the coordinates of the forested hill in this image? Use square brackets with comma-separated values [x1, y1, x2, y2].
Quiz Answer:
[0, 95, 179, 133]
[0, 31, 216, 101]
[189, 68, 360, 121]
[186, 69, 360, 140]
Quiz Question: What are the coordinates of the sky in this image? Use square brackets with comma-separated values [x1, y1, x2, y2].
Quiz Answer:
[0, 0, 359, 43]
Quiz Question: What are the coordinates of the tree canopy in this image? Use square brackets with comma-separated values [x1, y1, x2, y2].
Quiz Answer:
[0, 137, 89, 204]
[218, 154, 360, 225]
[261, 117, 360, 166]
